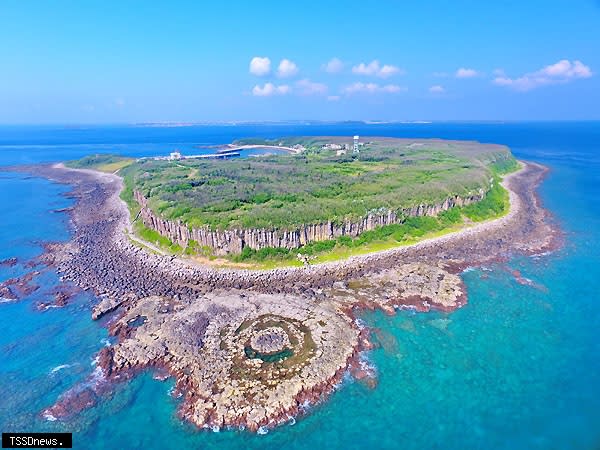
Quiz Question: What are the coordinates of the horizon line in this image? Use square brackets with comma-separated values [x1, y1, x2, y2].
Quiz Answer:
[0, 119, 599, 127]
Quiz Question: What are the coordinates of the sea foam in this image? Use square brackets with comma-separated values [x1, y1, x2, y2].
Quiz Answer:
[49, 364, 71, 374]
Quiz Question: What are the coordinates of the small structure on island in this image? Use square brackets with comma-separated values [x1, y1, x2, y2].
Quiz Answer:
[169, 151, 182, 161]
[353, 135, 360, 153]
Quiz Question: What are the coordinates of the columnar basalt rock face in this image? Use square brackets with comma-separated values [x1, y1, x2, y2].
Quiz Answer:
[134, 189, 486, 255]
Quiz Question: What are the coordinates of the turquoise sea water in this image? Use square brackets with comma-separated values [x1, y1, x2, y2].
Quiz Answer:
[0, 123, 598, 449]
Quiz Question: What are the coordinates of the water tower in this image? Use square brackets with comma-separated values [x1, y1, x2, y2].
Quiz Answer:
[353, 135, 360, 153]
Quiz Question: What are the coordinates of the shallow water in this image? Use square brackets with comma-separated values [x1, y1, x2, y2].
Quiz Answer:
[0, 122, 598, 449]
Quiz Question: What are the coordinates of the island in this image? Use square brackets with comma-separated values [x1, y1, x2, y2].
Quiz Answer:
[76, 137, 518, 267]
[1, 136, 559, 432]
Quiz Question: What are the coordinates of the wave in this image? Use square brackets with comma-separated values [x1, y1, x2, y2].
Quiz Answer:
[86, 365, 105, 387]
[358, 352, 377, 378]
[42, 411, 57, 422]
[531, 250, 555, 259]
[49, 364, 71, 374]
[40, 304, 61, 311]
[354, 317, 366, 329]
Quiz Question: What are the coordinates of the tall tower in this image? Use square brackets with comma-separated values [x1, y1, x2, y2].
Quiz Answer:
[353, 135, 360, 153]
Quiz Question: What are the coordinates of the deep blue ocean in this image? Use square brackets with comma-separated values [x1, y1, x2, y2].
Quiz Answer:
[0, 122, 598, 449]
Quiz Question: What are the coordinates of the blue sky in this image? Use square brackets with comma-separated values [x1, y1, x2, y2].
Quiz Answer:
[1, 0, 599, 123]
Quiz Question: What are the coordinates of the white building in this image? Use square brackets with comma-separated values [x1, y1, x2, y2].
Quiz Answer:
[169, 151, 182, 160]
[353, 135, 360, 153]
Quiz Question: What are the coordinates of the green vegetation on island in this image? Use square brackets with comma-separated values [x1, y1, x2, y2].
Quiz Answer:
[66, 154, 134, 173]
[119, 137, 516, 230]
[232, 177, 510, 265]
[71, 137, 518, 266]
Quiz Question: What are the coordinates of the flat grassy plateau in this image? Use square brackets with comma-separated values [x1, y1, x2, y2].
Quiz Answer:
[68, 137, 518, 267]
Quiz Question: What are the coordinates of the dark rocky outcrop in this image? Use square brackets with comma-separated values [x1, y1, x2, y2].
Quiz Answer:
[92, 294, 135, 320]
[0, 271, 41, 300]
[0, 257, 18, 268]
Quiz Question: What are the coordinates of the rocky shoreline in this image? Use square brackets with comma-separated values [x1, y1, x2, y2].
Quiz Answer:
[2, 160, 559, 431]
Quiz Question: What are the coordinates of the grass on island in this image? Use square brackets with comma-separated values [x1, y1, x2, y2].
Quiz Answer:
[120, 164, 515, 269]
[124, 178, 510, 270]
[120, 185, 185, 254]
[231, 178, 510, 267]
[70, 138, 518, 269]
[118, 137, 517, 231]
[66, 154, 134, 173]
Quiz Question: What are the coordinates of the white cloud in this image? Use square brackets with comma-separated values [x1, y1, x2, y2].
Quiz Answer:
[323, 57, 344, 74]
[378, 64, 401, 78]
[343, 82, 406, 95]
[327, 95, 341, 101]
[455, 68, 479, 78]
[352, 60, 404, 78]
[381, 84, 404, 93]
[296, 79, 327, 95]
[249, 56, 271, 76]
[493, 59, 592, 91]
[114, 98, 125, 107]
[542, 59, 591, 77]
[277, 59, 299, 78]
[252, 83, 290, 96]
[352, 61, 379, 76]
[429, 85, 445, 93]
